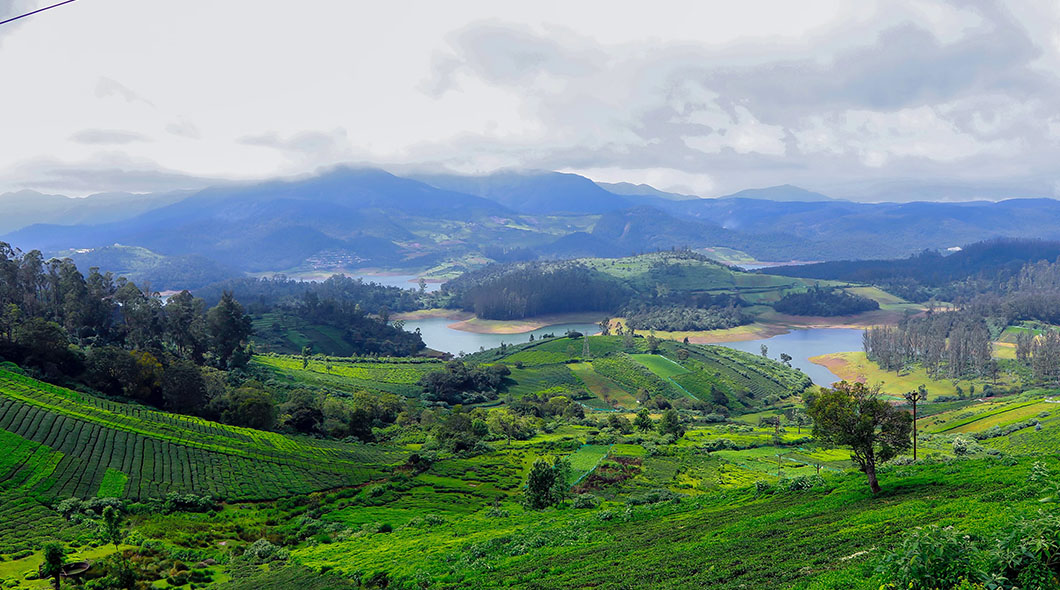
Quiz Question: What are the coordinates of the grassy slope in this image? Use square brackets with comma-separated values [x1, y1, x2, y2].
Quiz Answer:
[1, 350, 1055, 589]
[468, 336, 811, 412]
[293, 456, 1056, 589]
[253, 355, 442, 398]
[808, 351, 1011, 398]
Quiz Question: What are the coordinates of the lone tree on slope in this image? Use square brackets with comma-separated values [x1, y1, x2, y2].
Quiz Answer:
[805, 381, 911, 494]
[40, 542, 65, 590]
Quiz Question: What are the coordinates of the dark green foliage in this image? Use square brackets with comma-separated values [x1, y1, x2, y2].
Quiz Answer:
[41, 541, 65, 589]
[877, 525, 982, 589]
[865, 311, 993, 379]
[523, 456, 572, 510]
[657, 409, 685, 438]
[878, 511, 1060, 590]
[419, 360, 510, 404]
[99, 505, 125, 550]
[806, 381, 912, 493]
[445, 262, 631, 320]
[161, 359, 207, 413]
[222, 384, 277, 430]
[206, 291, 253, 368]
[624, 304, 750, 331]
[634, 409, 654, 431]
[433, 412, 486, 453]
[13, 317, 83, 377]
[773, 285, 879, 316]
[218, 562, 359, 590]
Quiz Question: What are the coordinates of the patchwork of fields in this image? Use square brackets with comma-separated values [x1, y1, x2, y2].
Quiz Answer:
[467, 335, 812, 412]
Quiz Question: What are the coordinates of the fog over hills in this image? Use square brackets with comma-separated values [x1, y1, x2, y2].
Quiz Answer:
[6, 167, 1060, 290]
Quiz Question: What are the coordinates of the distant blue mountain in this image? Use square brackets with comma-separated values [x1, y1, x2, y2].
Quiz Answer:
[718, 184, 836, 202]
[595, 182, 699, 201]
[7, 167, 1060, 278]
[412, 171, 631, 214]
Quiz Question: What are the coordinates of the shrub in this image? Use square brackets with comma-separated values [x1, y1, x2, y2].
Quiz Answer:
[572, 494, 600, 509]
[626, 489, 684, 506]
[952, 437, 970, 456]
[989, 511, 1060, 588]
[754, 480, 773, 495]
[242, 539, 289, 563]
[877, 525, 983, 589]
[780, 475, 824, 492]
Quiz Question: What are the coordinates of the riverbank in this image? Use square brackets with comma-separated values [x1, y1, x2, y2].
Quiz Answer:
[604, 305, 921, 346]
[393, 309, 605, 335]
[392, 308, 473, 321]
[808, 351, 1006, 398]
[449, 312, 605, 334]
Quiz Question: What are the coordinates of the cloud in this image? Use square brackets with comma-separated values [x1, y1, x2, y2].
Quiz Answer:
[5, 155, 223, 195]
[3, 1, 1060, 199]
[238, 129, 353, 163]
[566, 166, 716, 195]
[70, 129, 151, 145]
[94, 77, 155, 107]
[165, 119, 201, 139]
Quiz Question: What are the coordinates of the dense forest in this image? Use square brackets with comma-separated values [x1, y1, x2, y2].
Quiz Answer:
[442, 262, 632, 319]
[863, 310, 994, 381]
[0, 241, 422, 442]
[443, 252, 765, 331]
[196, 274, 424, 313]
[623, 303, 750, 331]
[197, 274, 425, 356]
[772, 285, 879, 316]
[765, 238, 1060, 303]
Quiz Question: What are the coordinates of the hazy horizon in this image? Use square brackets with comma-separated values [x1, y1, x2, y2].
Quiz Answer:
[4, 1, 1060, 201]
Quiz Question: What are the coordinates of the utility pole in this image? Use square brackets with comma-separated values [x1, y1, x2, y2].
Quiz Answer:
[582, 333, 590, 359]
[903, 385, 928, 460]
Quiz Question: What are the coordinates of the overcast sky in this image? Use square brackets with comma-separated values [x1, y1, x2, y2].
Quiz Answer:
[2, 0, 1060, 199]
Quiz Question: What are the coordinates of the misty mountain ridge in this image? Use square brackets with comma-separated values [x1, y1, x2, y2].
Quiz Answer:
[7, 166, 1060, 290]
[718, 184, 836, 202]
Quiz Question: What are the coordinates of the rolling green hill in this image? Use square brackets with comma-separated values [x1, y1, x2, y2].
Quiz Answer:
[0, 346, 1057, 589]
[468, 335, 812, 411]
[0, 369, 404, 504]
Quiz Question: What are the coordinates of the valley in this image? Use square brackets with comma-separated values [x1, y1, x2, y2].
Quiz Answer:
[4, 225, 1058, 589]
[5, 4, 1060, 589]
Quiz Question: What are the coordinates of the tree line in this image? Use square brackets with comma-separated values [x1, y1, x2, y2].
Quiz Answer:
[772, 285, 879, 317]
[443, 262, 631, 320]
[863, 310, 994, 380]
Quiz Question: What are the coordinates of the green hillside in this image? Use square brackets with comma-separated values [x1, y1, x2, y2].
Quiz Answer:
[468, 335, 812, 411]
[0, 369, 404, 504]
[0, 353, 1058, 589]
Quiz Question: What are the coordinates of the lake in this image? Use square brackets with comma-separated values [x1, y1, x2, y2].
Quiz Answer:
[352, 274, 443, 292]
[400, 318, 602, 356]
[716, 328, 865, 386]
[403, 317, 864, 385]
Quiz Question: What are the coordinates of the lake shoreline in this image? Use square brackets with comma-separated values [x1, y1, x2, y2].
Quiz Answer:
[393, 298, 920, 339]
[394, 310, 605, 334]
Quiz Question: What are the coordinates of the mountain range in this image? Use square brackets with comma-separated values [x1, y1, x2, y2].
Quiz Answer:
[6, 167, 1060, 290]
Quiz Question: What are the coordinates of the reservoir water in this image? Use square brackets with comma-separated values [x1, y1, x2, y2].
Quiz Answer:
[403, 317, 864, 385]
[715, 328, 865, 386]
[401, 318, 602, 356]
[352, 274, 443, 293]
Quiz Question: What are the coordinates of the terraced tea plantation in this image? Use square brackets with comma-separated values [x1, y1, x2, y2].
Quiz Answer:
[469, 335, 812, 411]
[254, 355, 442, 398]
[0, 369, 405, 502]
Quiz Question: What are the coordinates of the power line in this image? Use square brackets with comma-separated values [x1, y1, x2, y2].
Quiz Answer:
[0, 0, 80, 27]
